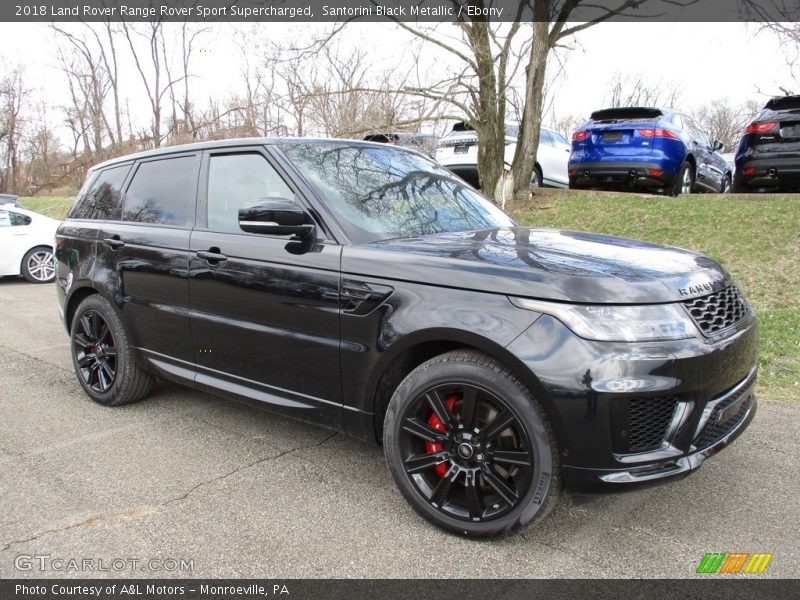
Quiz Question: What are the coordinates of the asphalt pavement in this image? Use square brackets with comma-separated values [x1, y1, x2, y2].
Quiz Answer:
[0, 279, 797, 579]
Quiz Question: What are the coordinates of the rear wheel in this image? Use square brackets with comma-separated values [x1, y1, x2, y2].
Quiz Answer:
[733, 172, 749, 193]
[531, 166, 543, 188]
[21, 246, 55, 283]
[670, 161, 694, 196]
[720, 174, 732, 194]
[383, 350, 560, 538]
[70, 295, 153, 406]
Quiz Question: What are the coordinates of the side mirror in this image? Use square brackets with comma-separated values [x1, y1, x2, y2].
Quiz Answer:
[713, 140, 725, 152]
[238, 198, 315, 238]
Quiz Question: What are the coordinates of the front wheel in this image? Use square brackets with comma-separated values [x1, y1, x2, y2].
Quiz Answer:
[70, 294, 154, 406]
[383, 350, 560, 538]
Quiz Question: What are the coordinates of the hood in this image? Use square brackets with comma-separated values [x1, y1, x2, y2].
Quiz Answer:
[341, 228, 730, 304]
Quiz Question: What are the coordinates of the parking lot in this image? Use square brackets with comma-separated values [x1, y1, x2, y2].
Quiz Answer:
[0, 279, 797, 579]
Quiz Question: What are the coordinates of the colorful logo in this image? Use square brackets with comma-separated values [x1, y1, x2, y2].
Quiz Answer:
[696, 552, 773, 574]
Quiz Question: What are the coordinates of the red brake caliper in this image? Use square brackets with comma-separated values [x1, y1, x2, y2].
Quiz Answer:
[425, 394, 458, 478]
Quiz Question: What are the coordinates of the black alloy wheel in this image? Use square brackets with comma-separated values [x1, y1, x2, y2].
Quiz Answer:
[73, 308, 117, 394]
[384, 350, 559, 537]
[70, 295, 154, 406]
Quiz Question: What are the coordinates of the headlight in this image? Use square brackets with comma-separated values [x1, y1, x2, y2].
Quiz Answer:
[509, 297, 697, 342]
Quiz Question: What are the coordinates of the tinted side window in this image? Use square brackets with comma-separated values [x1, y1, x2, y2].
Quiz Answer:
[123, 156, 197, 226]
[689, 119, 710, 146]
[10, 211, 31, 226]
[539, 129, 554, 146]
[206, 153, 295, 233]
[550, 130, 569, 146]
[0, 210, 10, 227]
[69, 165, 129, 220]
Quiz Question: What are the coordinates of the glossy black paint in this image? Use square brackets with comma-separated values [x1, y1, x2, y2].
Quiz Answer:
[56, 138, 759, 494]
[734, 95, 800, 192]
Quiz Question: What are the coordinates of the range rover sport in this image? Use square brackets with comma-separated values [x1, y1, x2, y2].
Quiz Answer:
[56, 139, 758, 538]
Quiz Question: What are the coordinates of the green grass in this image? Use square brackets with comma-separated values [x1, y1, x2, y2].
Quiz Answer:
[20, 192, 800, 402]
[20, 196, 73, 219]
[510, 190, 800, 403]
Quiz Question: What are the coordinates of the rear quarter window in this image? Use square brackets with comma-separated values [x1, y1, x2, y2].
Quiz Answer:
[122, 155, 198, 226]
[68, 164, 130, 220]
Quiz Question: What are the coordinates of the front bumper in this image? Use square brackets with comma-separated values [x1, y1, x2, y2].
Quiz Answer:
[562, 387, 756, 492]
[506, 313, 759, 493]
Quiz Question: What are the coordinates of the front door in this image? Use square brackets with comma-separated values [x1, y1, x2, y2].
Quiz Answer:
[188, 147, 343, 426]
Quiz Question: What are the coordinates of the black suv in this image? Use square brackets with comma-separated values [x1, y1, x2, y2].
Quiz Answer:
[735, 95, 800, 192]
[56, 139, 758, 538]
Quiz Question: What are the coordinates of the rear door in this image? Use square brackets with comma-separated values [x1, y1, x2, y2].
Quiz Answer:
[188, 146, 343, 426]
[94, 153, 199, 375]
[538, 129, 570, 186]
[686, 117, 721, 190]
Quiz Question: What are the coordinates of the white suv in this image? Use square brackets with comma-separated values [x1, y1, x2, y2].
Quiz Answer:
[435, 122, 570, 189]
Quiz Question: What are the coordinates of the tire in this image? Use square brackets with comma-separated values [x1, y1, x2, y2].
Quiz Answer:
[732, 172, 748, 194]
[70, 294, 153, 406]
[720, 174, 732, 194]
[21, 246, 55, 283]
[383, 350, 560, 538]
[531, 166, 543, 188]
[670, 160, 694, 196]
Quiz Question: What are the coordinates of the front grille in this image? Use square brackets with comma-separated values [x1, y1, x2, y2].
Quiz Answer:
[682, 285, 750, 335]
[627, 398, 678, 453]
[694, 373, 756, 449]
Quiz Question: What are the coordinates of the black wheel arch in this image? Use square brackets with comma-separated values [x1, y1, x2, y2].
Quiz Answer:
[368, 329, 566, 453]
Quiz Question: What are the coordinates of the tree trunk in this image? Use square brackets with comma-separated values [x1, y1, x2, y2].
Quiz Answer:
[511, 19, 550, 202]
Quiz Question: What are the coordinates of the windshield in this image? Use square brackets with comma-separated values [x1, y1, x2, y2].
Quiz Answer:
[278, 142, 514, 244]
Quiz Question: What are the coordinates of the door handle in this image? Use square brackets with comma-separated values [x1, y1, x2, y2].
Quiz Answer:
[196, 249, 227, 263]
[103, 237, 125, 249]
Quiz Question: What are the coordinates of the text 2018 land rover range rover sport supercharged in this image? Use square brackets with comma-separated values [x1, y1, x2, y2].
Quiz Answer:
[55, 139, 758, 538]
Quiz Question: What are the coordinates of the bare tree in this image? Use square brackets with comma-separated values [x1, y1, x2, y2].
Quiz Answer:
[605, 72, 682, 108]
[0, 66, 29, 193]
[390, 15, 529, 202]
[692, 99, 760, 152]
[121, 21, 199, 148]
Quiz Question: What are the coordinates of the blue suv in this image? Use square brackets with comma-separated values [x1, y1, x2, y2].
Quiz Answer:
[569, 107, 732, 196]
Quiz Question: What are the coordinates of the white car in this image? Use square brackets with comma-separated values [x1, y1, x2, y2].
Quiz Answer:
[435, 121, 571, 188]
[0, 206, 60, 283]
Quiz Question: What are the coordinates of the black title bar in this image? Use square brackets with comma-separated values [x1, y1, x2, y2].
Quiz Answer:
[4, 0, 800, 23]
[2, 579, 799, 600]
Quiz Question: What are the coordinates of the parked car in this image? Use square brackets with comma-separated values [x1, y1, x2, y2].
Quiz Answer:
[362, 132, 438, 157]
[720, 152, 736, 177]
[56, 139, 757, 538]
[0, 193, 25, 208]
[435, 121, 570, 189]
[734, 95, 800, 192]
[569, 107, 732, 195]
[0, 206, 59, 283]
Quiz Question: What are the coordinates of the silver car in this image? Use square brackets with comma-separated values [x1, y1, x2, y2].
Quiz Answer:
[435, 121, 570, 188]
